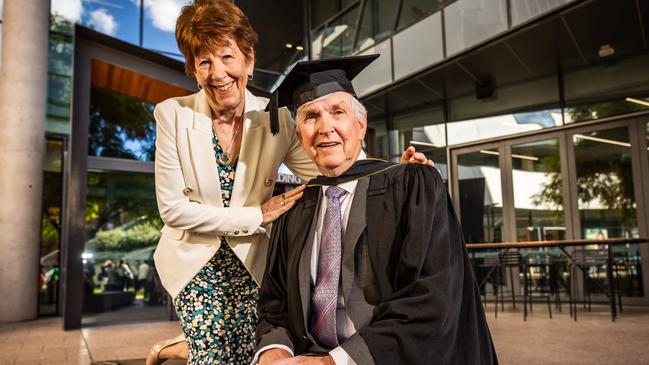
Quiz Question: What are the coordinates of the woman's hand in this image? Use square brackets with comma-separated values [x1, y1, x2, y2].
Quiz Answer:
[400, 146, 434, 166]
[261, 185, 306, 225]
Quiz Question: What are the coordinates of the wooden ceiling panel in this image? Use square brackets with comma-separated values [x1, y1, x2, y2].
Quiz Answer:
[91, 59, 193, 105]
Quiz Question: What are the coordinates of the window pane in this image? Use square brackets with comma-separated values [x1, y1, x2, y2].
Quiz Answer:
[89, 86, 156, 161]
[355, 0, 398, 52]
[573, 127, 638, 239]
[393, 12, 443, 80]
[391, 106, 448, 179]
[457, 149, 503, 243]
[397, 0, 448, 31]
[47, 31, 74, 134]
[351, 39, 392, 96]
[447, 75, 561, 145]
[563, 53, 649, 124]
[311, 0, 340, 29]
[448, 108, 562, 145]
[512, 139, 565, 241]
[89, 60, 193, 161]
[320, 5, 360, 59]
[366, 116, 389, 160]
[82, 172, 166, 325]
[444, 0, 508, 56]
[311, 0, 358, 29]
[40, 140, 64, 316]
[311, 27, 325, 60]
[573, 126, 643, 296]
[511, 0, 572, 26]
[564, 96, 649, 124]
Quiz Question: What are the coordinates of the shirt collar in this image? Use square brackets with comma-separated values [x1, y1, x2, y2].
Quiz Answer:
[321, 150, 365, 195]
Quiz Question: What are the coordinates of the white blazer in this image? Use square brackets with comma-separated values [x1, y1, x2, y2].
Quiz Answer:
[153, 89, 318, 298]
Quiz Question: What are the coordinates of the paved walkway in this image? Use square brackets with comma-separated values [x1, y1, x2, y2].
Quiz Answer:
[0, 318, 180, 364]
[1, 305, 649, 364]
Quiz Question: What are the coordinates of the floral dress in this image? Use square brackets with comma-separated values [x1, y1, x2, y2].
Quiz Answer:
[174, 132, 260, 364]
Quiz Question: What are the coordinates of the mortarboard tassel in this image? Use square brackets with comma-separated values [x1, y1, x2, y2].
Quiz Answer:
[269, 91, 280, 136]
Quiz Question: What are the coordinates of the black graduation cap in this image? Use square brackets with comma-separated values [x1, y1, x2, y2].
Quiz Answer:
[266, 54, 379, 135]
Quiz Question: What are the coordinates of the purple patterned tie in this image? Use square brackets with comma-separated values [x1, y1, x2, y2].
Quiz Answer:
[310, 186, 346, 348]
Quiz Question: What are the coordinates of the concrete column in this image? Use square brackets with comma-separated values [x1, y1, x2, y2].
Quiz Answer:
[0, 0, 49, 322]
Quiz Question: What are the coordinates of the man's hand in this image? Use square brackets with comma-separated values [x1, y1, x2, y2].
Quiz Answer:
[400, 146, 434, 166]
[260, 348, 294, 365]
[270, 355, 335, 365]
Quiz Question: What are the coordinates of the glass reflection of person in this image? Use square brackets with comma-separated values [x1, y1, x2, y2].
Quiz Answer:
[147, 1, 432, 364]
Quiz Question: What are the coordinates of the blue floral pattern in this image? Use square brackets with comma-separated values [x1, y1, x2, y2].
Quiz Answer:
[174, 132, 259, 364]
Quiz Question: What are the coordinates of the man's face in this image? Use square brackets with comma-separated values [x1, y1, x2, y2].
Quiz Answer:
[296, 91, 367, 177]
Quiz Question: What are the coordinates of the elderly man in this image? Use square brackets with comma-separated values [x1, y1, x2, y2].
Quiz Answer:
[254, 55, 497, 365]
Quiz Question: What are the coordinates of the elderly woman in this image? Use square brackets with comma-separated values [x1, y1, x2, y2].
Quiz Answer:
[148, 1, 431, 364]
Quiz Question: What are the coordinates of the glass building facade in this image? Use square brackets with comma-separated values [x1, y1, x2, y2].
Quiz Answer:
[5, 0, 648, 327]
[307, 0, 649, 300]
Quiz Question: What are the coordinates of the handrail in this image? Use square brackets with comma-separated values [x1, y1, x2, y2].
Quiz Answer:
[465, 237, 649, 250]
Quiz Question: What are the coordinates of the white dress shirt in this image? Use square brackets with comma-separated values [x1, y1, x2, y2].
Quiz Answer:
[253, 151, 367, 365]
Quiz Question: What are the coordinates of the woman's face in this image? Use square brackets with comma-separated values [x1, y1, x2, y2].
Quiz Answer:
[194, 38, 254, 114]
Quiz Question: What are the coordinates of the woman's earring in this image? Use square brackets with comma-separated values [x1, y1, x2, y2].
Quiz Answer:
[197, 82, 202, 90]
[248, 74, 253, 81]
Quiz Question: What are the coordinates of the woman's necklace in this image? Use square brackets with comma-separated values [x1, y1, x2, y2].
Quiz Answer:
[216, 120, 242, 166]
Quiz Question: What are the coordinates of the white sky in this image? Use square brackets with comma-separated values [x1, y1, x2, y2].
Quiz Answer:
[138, 0, 189, 33]
[88, 8, 117, 35]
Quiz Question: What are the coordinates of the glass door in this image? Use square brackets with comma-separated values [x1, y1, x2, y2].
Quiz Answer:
[567, 121, 644, 297]
[508, 134, 570, 242]
[39, 137, 66, 316]
[452, 143, 505, 243]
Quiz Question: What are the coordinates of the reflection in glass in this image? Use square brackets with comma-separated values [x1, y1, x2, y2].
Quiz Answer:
[311, 27, 325, 60]
[396, 0, 448, 31]
[512, 139, 565, 241]
[351, 39, 392, 96]
[355, 0, 398, 52]
[89, 86, 156, 161]
[311, 0, 357, 29]
[565, 96, 649, 124]
[511, 0, 571, 25]
[444, 0, 507, 56]
[84, 0, 139, 45]
[458, 149, 502, 243]
[391, 107, 448, 179]
[573, 127, 637, 239]
[393, 12, 444, 80]
[143, 11, 183, 59]
[366, 116, 389, 160]
[573, 127, 643, 296]
[320, 5, 360, 59]
[447, 108, 562, 145]
[39, 140, 64, 316]
[82, 172, 165, 325]
[47, 31, 74, 134]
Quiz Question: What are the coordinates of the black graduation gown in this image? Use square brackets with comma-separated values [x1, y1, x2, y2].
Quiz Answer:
[257, 163, 498, 365]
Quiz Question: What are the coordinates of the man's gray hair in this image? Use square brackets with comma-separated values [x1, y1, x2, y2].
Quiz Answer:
[295, 92, 367, 123]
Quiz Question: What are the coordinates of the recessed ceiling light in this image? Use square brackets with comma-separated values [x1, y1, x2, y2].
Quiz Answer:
[598, 44, 615, 58]
[626, 97, 649, 107]
[295, 45, 304, 51]
[285, 43, 293, 49]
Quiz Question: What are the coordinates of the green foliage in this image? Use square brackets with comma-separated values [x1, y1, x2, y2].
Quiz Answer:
[89, 87, 156, 160]
[86, 221, 161, 252]
[569, 100, 648, 123]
